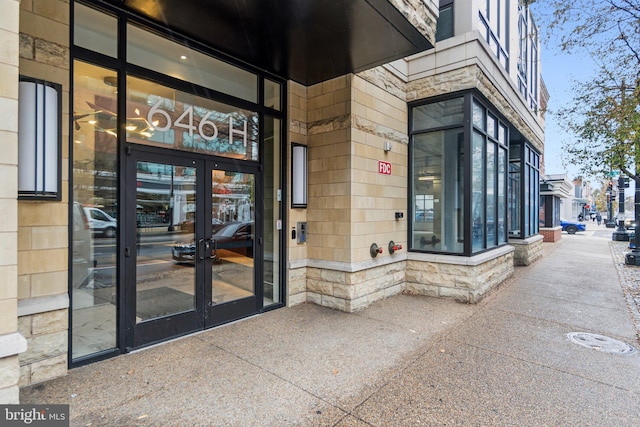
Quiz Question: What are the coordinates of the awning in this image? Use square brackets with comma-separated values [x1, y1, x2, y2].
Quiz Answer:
[123, 0, 433, 86]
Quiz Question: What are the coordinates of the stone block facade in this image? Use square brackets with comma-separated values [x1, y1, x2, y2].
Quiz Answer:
[389, 0, 438, 45]
[405, 246, 515, 303]
[18, 308, 68, 387]
[510, 235, 544, 266]
[16, 0, 70, 388]
[300, 72, 409, 266]
[284, 61, 524, 310]
[284, 50, 535, 313]
[306, 260, 406, 312]
[0, 0, 26, 404]
[285, 69, 413, 312]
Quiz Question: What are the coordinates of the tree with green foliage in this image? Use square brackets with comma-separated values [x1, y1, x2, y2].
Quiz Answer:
[532, 0, 639, 177]
[531, 0, 639, 250]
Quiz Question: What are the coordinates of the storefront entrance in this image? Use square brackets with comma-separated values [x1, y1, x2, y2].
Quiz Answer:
[71, 2, 284, 364]
[126, 150, 261, 348]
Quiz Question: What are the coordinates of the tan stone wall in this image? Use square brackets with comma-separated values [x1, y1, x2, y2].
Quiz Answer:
[302, 71, 409, 266]
[288, 67, 521, 312]
[288, 69, 411, 311]
[388, 0, 438, 45]
[307, 261, 406, 312]
[510, 235, 544, 266]
[405, 248, 515, 303]
[306, 76, 353, 263]
[18, 309, 68, 386]
[350, 72, 409, 264]
[17, 0, 70, 387]
[287, 81, 309, 306]
[0, 0, 24, 405]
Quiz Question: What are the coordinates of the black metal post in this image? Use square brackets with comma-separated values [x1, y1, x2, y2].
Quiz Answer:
[624, 177, 640, 265]
[606, 181, 616, 228]
[168, 165, 174, 232]
[634, 179, 640, 251]
[635, 137, 640, 254]
[613, 176, 629, 240]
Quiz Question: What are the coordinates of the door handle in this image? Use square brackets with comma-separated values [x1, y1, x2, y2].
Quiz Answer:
[202, 238, 216, 260]
[197, 238, 205, 261]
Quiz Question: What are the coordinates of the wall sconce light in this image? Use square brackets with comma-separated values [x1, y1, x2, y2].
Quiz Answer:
[291, 143, 307, 208]
[18, 77, 62, 200]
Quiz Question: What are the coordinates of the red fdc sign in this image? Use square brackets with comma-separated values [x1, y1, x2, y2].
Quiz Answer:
[378, 160, 392, 175]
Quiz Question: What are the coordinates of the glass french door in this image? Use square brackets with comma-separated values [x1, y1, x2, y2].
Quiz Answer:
[204, 163, 258, 327]
[126, 149, 259, 348]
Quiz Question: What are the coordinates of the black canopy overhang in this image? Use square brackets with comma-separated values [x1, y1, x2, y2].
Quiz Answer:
[123, 0, 433, 86]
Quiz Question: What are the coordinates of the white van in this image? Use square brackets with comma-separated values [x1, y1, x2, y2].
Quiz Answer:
[72, 202, 94, 288]
[84, 207, 118, 238]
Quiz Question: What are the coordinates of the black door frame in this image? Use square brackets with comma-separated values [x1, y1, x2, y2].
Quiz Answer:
[124, 145, 263, 350]
[71, 1, 287, 365]
[204, 157, 263, 328]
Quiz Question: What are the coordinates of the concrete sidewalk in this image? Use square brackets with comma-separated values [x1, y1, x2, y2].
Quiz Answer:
[21, 228, 640, 426]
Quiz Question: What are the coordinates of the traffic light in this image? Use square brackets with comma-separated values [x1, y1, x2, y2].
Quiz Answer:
[624, 177, 630, 188]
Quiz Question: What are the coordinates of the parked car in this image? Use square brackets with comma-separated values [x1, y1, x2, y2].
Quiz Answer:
[72, 202, 94, 288]
[172, 222, 254, 263]
[179, 216, 225, 233]
[560, 218, 586, 234]
[624, 216, 637, 231]
[84, 207, 117, 238]
[415, 209, 434, 222]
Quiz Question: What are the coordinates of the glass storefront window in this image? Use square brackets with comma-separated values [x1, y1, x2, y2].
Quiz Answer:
[411, 128, 464, 254]
[508, 142, 540, 238]
[71, 60, 118, 360]
[473, 100, 485, 129]
[508, 161, 521, 237]
[498, 147, 507, 243]
[411, 94, 510, 256]
[127, 24, 258, 103]
[264, 116, 281, 305]
[472, 131, 486, 252]
[264, 79, 281, 111]
[126, 75, 259, 161]
[487, 113, 497, 139]
[499, 123, 507, 145]
[412, 98, 464, 131]
[525, 146, 541, 237]
[74, 3, 118, 57]
[71, 3, 286, 362]
[486, 141, 496, 248]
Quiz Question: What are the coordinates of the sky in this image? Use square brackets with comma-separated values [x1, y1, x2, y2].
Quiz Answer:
[529, 2, 636, 200]
[528, 2, 598, 181]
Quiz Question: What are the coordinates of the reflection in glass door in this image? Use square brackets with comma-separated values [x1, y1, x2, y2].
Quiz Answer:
[127, 152, 263, 345]
[132, 159, 201, 347]
[209, 170, 255, 306]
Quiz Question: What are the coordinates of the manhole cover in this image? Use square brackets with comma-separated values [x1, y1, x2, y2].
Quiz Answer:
[567, 332, 637, 355]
